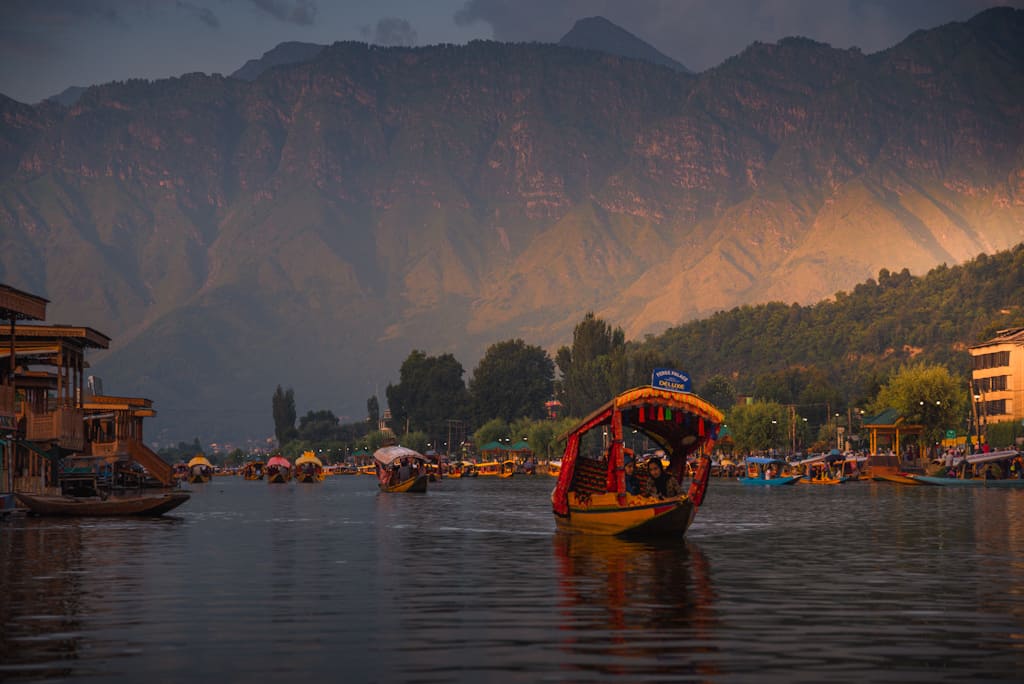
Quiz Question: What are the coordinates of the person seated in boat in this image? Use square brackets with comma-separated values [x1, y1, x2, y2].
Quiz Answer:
[644, 457, 680, 499]
[624, 456, 641, 495]
[763, 466, 773, 480]
[398, 459, 413, 482]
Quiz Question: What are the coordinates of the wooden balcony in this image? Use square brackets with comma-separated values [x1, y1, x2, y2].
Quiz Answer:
[25, 407, 84, 452]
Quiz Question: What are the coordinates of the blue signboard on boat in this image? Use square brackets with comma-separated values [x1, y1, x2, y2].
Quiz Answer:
[651, 368, 692, 393]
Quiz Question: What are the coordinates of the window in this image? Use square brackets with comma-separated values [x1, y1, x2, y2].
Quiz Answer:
[973, 351, 1011, 369]
[983, 399, 1007, 416]
[977, 375, 1008, 392]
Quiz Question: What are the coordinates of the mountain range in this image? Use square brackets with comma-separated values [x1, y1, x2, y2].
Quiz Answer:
[2, 8, 1023, 442]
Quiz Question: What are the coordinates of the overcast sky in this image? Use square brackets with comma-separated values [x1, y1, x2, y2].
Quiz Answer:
[1, 0, 1020, 104]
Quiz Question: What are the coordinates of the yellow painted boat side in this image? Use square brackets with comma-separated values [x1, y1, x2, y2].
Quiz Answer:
[801, 477, 844, 485]
[381, 474, 428, 493]
[873, 473, 922, 485]
[556, 492, 695, 536]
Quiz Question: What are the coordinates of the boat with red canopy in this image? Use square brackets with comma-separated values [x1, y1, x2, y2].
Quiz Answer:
[266, 455, 293, 484]
[551, 380, 724, 537]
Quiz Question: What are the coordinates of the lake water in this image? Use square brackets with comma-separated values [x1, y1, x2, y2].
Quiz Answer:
[2, 476, 1023, 683]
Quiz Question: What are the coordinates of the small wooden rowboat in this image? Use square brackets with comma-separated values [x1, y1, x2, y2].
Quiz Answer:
[374, 445, 429, 493]
[552, 380, 724, 538]
[16, 491, 190, 516]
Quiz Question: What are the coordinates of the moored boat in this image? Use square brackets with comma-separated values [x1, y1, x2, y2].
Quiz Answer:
[500, 459, 516, 478]
[737, 457, 802, 486]
[551, 379, 724, 537]
[187, 455, 213, 484]
[865, 453, 921, 485]
[910, 450, 1024, 487]
[266, 455, 293, 483]
[16, 490, 190, 516]
[374, 445, 429, 493]
[294, 451, 324, 483]
[476, 461, 501, 476]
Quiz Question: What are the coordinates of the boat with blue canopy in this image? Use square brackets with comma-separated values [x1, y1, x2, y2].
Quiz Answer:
[910, 449, 1024, 487]
[737, 456, 802, 486]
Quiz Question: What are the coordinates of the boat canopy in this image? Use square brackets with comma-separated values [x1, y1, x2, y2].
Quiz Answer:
[266, 455, 292, 469]
[966, 449, 1021, 465]
[745, 456, 788, 465]
[187, 455, 212, 468]
[295, 451, 323, 467]
[553, 386, 724, 516]
[373, 445, 428, 466]
[792, 454, 827, 467]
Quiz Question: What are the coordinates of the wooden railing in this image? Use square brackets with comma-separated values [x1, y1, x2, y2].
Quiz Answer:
[25, 407, 85, 451]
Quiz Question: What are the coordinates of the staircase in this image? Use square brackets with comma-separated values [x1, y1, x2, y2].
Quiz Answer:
[124, 440, 173, 486]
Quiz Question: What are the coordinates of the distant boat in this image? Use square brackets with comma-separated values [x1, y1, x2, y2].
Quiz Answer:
[374, 445, 429, 493]
[294, 451, 324, 483]
[551, 384, 724, 537]
[737, 457, 803, 486]
[500, 459, 516, 478]
[266, 455, 293, 484]
[865, 453, 921, 485]
[910, 450, 1024, 487]
[187, 455, 213, 484]
[17, 491, 190, 516]
[241, 460, 265, 480]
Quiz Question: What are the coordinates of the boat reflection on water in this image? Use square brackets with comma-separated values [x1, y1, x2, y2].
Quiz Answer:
[552, 533, 719, 679]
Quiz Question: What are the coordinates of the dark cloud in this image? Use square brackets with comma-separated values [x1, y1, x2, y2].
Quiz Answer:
[176, 1, 219, 29]
[248, 0, 317, 26]
[454, 0, 1024, 71]
[0, 0, 123, 28]
[360, 16, 419, 47]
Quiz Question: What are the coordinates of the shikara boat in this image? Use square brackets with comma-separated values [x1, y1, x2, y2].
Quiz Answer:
[187, 455, 213, 484]
[476, 461, 501, 476]
[737, 457, 802, 486]
[500, 459, 516, 478]
[910, 450, 1024, 487]
[241, 460, 265, 480]
[17, 491, 190, 516]
[374, 445, 429, 493]
[547, 460, 562, 477]
[266, 455, 293, 484]
[551, 383, 724, 537]
[294, 451, 325, 483]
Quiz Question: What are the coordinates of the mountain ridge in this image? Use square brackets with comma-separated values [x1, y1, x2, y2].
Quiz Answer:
[1, 10, 1022, 441]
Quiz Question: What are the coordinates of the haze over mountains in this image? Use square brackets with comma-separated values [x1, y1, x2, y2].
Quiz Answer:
[2, 9, 1023, 442]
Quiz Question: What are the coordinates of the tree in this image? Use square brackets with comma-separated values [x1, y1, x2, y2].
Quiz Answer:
[700, 374, 737, 411]
[272, 385, 297, 447]
[727, 401, 790, 454]
[469, 339, 554, 423]
[297, 410, 340, 442]
[366, 395, 380, 426]
[473, 418, 508, 449]
[386, 350, 470, 434]
[555, 313, 626, 417]
[868, 362, 965, 453]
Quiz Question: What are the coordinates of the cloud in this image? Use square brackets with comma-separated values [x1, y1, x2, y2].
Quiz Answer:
[247, 0, 317, 26]
[176, 1, 219, 29]
[360, 17, 418, 47]
[0, 0, 123, 28]
[453, 0, 1024, 72]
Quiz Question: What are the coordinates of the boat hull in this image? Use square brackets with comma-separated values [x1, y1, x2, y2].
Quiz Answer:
[737, 476, 802, 486]
[380, 474, 429, 493]
[16, 491, 190, 516]
[910, 475, 1024, 488]
[872, 473, 921, 485]
[267, 472, 291, 484]
[555, 493, 696, 537]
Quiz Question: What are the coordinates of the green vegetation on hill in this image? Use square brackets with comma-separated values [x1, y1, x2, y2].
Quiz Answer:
[638, 244, 1024, 417]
